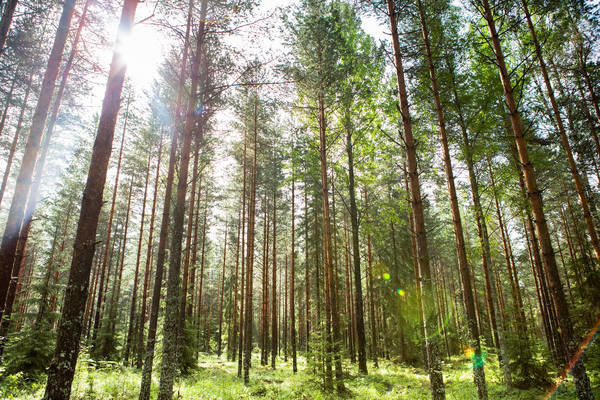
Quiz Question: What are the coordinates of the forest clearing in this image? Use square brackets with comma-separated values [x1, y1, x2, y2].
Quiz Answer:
[0, 0, 599, 399]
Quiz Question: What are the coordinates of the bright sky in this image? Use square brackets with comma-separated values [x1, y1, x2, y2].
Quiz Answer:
[121, 0, 389, 93]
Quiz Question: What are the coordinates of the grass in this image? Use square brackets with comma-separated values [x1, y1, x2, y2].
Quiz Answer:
[1, 351, 599, 399]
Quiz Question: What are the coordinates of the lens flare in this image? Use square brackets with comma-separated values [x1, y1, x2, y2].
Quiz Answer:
[397, 289, 405, 297]
[383, 272, 391, 280]
[463, 346, 474, 358]
[543, 316, 600, 399]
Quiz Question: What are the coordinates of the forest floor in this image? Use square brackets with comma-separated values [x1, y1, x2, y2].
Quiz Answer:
[2, 350, 599, 399]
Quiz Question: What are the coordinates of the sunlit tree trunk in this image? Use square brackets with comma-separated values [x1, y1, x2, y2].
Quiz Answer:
[0, 67, 34, 208]
[386, 1, 445, 397]
[93, 97, 130, 350]
[0, 0, 75, 321]
[243, 100, 258, 384]
[478, 0, 594, 396]
[157, 1, 208, 394]
[344, 113, 368, 374]
[138, 1, 195, 398]
[43, 2, 138, 398]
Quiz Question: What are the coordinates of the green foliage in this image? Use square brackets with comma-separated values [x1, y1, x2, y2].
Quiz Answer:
[1, 321, 55, 378]
[3, 352, 599, 399]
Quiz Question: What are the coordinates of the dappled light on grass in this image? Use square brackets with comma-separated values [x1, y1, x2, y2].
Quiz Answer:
[2, 352, 595, 399]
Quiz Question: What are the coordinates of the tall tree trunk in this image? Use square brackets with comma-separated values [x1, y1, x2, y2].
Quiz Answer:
[217, 221, 228, 357]
[138, 1, 195, 397]
[260, 203, 269, 366]
[179, 142, 200, 356]
[43, 2, 138, 398]
[92, 96, 130, 350]
[136, 136, 163, 368]
[386, 1, 445, 397]
[522, 0, 600, 266]
[271, 188, 277, 369]
[0, 67, 34, 208]
[448, 57, 511, 388]
[364, 189, 378, 368]
[317, 90, 344, 391]
[243, 99, 258, 385]
[290, 174, 297, 373]
[196, 200, 208, 354]
[304, 184, 310, 354]
[157, 1, 208, 395]
[231, 207, 241, 361]
[124, 145, 151, 362]
[237, 135, 247, 376]
[478, 0, 594, 397]
[0, 0, 75, 319]
[344, 113, 368, 374]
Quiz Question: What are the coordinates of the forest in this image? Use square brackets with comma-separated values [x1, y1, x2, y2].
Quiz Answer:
[0, 0, 599, 399]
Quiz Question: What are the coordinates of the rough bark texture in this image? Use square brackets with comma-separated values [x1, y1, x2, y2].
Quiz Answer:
[138, 1, 195, 398]
[157, 3, 207, 395]
[345, 116, 368, 374]
[386, 1, 445, 398]
[479, 0, 593, 397]
[290, 177, 297, 373]
[43, 2, 138, 398]
[0, 0, 75, 320]
[243, 100, 258, 385]
[416, 1, 487, 397]
[136, 137, 162, 368]
[92, 96, 130, 350]
[271, 188, 277, 369]
[124, 145, 151, 362]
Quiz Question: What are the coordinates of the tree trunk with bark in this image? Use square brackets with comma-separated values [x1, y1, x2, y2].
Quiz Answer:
[386, 1, 445, 397]
[43, 2, 138, 398]
[479, 0, 594, 397]
[157, 2, 208, 395]
[138, 1, 195, 398]
[0, 0, 75, 320]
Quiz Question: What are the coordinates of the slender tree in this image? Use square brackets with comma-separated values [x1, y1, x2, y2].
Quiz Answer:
[43, 1, 139, 398]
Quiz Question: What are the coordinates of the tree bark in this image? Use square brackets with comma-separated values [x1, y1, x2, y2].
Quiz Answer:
[136, 136, 163, 368]
[43, 2, 138, 398]
[364, 189, 378, 368]
[0, 0, 75, 319]
[271, 188, 277, 369]
[157, 1, 208, 394]
[344, 112, 368, 374]
[124, 145, 151, 362]
[290, 174, 297, 373]
[478, 0, 594, 397]
[386, 1, 445, 397]
[138, 1, 195, 397]
[243, 98, 259, 385]
[217, 221, 228, 357]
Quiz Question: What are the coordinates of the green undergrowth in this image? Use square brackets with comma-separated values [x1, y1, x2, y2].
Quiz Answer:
[1, 351, 599, 399]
